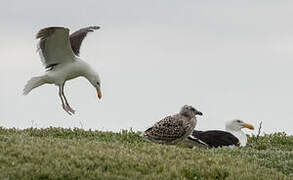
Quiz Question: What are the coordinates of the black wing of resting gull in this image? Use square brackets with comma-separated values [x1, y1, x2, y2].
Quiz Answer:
[187, 119, 254, 148]
[141, 105, 203, 145]
[188, 130, 240, 147]
[23, 26, 102, 115]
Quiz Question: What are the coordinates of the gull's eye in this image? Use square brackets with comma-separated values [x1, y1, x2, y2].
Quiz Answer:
[236, 120, 242, 123]
[97, 82, 100, 86]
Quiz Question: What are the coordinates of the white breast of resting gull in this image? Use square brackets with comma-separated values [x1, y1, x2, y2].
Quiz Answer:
[23, 26, 102, 115]
[188, 119, 254, 147]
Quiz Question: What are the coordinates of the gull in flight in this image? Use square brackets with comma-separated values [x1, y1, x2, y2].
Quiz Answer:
[23, 26, 102, 115]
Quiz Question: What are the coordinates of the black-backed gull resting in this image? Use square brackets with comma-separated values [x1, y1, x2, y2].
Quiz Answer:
[188, 119, 254, 147]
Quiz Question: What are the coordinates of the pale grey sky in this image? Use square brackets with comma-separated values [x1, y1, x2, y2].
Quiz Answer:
[1, 0, 293, 134]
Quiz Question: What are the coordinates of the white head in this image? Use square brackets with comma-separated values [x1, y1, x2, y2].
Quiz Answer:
[225, 119, 254, 131]
[225, 119, 254, 146]
[85, 71, 102, 100]
[179, 105, 203, 118]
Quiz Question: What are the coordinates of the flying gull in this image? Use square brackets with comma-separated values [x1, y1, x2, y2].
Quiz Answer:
[188, 119, 254, 147]
[141, 105, 203, 145]
[23, 26, 102, 115]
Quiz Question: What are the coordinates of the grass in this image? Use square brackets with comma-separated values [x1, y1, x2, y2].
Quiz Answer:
[0, 127, 292, 180]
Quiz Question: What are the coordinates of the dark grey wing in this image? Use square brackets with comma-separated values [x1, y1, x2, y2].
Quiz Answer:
[189, 130, 240, 148]
[145, 115, 186, 142]
[36, 27, 75, 69]
[69, 26, 100, 56]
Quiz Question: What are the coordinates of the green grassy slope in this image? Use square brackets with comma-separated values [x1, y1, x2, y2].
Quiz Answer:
[0, 127, 292, 180]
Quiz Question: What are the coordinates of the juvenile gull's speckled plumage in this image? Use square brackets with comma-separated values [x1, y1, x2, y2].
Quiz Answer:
[142, 105, 203, 145]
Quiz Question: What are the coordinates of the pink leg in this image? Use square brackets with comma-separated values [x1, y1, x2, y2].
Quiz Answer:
[59, 84, 74, 115]
[61, 84, 75, 114]
[59, 85, 71, 115]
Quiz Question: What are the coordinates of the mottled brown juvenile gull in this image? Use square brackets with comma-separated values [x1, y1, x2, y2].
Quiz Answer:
[142, 105, 203, 145]
[188, 119, 254, 147]
[23, 26, 102, 115]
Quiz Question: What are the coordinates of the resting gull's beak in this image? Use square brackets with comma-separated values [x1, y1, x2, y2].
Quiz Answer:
[242, 123, 254, 130]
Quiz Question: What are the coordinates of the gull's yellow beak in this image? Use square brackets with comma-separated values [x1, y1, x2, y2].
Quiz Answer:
[97, 88, 102, 99]
[242, 123, 254, 130]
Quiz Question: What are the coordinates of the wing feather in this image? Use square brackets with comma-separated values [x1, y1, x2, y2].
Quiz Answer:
[69, 26, 100, 56]
[36, 27, 75, 69]
[145, 115, 187, 142]
[190, 130, 240, 148]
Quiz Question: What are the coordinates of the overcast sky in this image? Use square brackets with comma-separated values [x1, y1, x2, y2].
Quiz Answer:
[1, 0, 293, 135]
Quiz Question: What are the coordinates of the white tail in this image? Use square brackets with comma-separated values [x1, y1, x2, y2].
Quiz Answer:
[23, 76, 46, 95]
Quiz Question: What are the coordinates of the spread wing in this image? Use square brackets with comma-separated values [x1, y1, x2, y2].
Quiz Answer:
[189, 130, 240, 148]
[145, 115, 187, 142]
[69, 26, 100, 56]
[36, 27, 75, 69]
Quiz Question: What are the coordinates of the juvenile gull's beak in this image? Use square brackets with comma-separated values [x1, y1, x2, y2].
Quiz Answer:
[97, 88, 102, 99]
[196, 111, 203, 116]
[242, 123, 254, 130]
